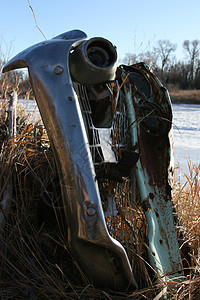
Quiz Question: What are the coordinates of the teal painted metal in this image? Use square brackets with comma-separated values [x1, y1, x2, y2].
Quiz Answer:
[121, 63, 184, 283]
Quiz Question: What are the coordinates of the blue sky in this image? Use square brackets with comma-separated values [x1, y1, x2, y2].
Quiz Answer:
[1, 0, 200, 63]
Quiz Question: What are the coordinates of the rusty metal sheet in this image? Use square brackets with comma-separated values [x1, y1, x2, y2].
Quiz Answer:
[120, 63, 184, 283]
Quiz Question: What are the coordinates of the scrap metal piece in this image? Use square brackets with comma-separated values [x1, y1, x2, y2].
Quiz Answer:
[69, 37, 118, 85]
[120, 63, 184, 282]
[98, 128, 117, 162]
[2, 30, 137, 290]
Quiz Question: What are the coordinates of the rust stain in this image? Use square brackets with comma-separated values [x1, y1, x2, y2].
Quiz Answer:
[142, 197, 151, 212]
[121, 63, 172, 191]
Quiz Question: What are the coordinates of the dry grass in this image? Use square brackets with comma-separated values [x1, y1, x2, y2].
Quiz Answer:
[0, 101, 200, 299]
[172, 161, 200, 299]
[169, 89, 200, 104]
[173, 160, 200, 261]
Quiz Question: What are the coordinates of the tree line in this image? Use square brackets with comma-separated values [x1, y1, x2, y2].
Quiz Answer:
[123, 39, 200, 90]
[1, 39, 200, 99]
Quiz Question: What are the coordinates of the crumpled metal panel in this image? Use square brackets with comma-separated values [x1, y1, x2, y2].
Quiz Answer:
[119, 63, 184, 282]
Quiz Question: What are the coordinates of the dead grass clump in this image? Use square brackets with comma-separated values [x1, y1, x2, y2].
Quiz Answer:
[172, 160, 200, 298]
[173, 160, 200, 257]
[0, 110, 90, 299]
[0, 101, 200, 298]
[170, 89, 200, 104]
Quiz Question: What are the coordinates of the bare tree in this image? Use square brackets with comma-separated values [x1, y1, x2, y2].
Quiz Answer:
[137, 50, 159, 70]
[153, 40, 177, 77]
[123, 53, 137, 65]
[183, 39, 200, 87]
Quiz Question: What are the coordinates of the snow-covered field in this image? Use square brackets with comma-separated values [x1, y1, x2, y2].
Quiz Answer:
[172, 104, 200, 175]
[17, 100, 200, 175]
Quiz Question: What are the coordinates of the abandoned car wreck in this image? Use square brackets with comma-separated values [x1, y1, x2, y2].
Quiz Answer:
[2, 29, 185, 292]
